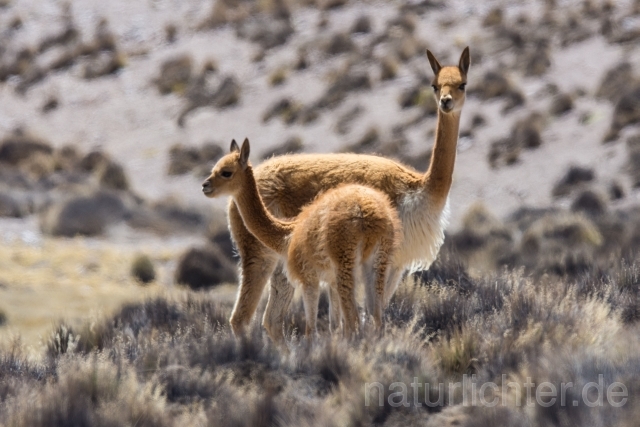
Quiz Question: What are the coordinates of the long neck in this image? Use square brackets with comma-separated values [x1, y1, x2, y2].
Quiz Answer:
[423, 110, 461, 206]
[233, 167, 293, 254]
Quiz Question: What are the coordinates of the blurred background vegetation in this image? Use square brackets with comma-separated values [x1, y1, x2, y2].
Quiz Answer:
[1, 0, 640, 425]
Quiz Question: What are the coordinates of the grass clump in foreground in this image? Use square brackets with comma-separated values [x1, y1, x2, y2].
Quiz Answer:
[1, 253, 640, 426]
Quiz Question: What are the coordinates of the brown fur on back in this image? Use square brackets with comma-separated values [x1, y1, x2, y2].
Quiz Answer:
[254, 153, 424, 217]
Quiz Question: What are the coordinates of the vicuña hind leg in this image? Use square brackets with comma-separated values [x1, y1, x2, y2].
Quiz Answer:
[372, 238, 394, 328]
[262, 263, 295, 343]
[228, 203, 277, 335]
[335, 266, 359, 336]
[301, 280, 320, 338]
[328, 286, 342, 333]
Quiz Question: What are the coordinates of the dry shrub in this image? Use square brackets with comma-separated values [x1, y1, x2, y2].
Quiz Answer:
[2, 252, 640, 426]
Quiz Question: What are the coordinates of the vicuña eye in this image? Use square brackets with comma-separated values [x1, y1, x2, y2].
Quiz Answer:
[431, 84, 439, 91]
[221, 171, 233, 178]
[459, 83, 466, 91]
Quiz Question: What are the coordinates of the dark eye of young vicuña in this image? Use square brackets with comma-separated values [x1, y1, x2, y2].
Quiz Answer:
[221, 171, 233, 178]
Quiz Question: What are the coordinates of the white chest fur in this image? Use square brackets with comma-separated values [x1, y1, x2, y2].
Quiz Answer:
[395, 191, 449, 273]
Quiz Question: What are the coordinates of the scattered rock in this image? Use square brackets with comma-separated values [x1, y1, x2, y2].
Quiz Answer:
[609, 181, 625, 200]
[571, 190, 607, 216]
[41, 191, 128, 237]
[174, 245, 237, 289]
[317, 70, 371, 109]
[236, 15, 293, 49]
[351, 15, 372, 33]
[470, 70, 525, 111]
[320, 0, 348, 10]
[165, 24, 178, 43]
[41, 96, 59, 113]
[471, 114, 486, 128]
[79, 150, 110, 173]
[335, 105, 363, 134]
[168, 143, 223, 177]
[380, 55, 399, 80]
[482, 7, 503, 27]
[262, 97, 302, 125]
[0, 192, 25, 217]
[550, 93, 574, 116]
[155, 55, 193, 95]
[344, 127, 380, 153]
[512, 112, 545, 148]
[325, 33, 356, 55]
[596, 62, 635, 103]
[604, 86, 640, 142]
[260, 136, 303, 159]
[268, 67, 287, 86]
[82, 51, 124, 79]
[98, 161, 129, 191]
[488, 137, 521, 168]
[552, 165, 595, 197]
[0, 133, 53, 166]
[131, 254, 156, 284]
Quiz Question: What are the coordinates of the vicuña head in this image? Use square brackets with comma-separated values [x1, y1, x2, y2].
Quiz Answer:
[201, 139, 249, 199]
[427, 46, 469, 114]
[202, 138, 401, 337]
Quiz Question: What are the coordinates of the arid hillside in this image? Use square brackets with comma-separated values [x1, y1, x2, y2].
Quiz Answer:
[1, 0, 640, 425]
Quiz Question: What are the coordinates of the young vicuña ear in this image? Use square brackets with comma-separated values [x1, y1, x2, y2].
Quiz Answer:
[230, 139, 240, 153]
[459, 46, 470, 75]
[239, 138, 250, 169]
[426, 49, 442, 76]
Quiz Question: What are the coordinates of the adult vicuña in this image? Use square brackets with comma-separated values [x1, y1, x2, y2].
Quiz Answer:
[203, 47, 470, 342]
[203, 138, 401, 335]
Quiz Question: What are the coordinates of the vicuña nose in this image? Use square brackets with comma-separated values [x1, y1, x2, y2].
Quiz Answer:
[440, 97, 452, 110]
[202, 180, 211, 190]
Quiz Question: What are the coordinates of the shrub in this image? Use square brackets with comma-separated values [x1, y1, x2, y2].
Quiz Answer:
[131, 254, 156, 284]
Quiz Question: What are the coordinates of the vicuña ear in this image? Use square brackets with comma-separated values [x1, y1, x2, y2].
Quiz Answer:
[230, 139, 240, 153]
[459, 46, 470, 75]
[426, 49, 442, 76]
[239, 138, 250, 169]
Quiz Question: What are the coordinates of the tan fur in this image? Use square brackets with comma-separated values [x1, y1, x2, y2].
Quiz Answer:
[204, 139, 401, 335]
[203, 47, 470, 341]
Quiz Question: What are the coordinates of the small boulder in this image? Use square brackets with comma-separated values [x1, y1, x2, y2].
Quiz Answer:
[175, 245, 237, 289]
